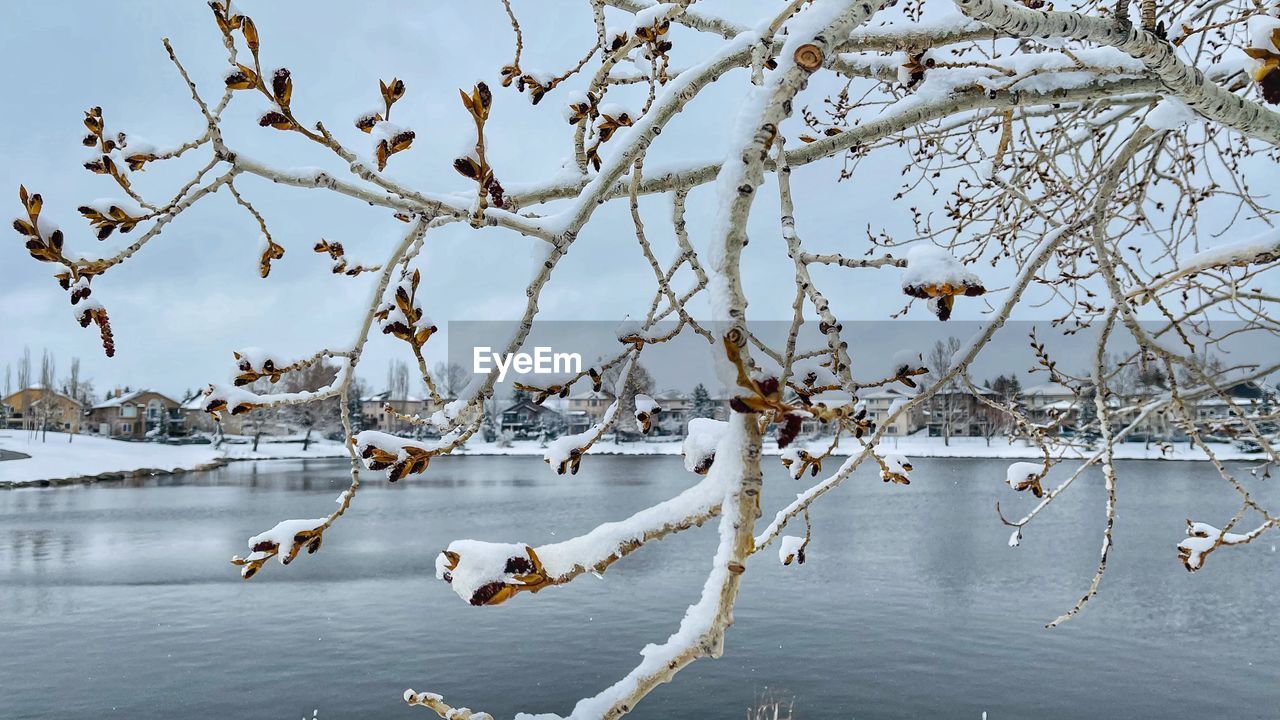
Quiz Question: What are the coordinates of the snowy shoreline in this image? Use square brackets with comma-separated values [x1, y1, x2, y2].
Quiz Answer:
[0, 430, 1267, 488]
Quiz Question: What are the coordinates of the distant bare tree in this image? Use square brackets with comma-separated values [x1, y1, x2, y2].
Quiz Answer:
[925, 338, 965, 445]
[2, 364, 10, 429]
[37, 350, 56, 441]
[432, 361, 470, 400]
[281, 362, 341, 450]
[64, 357, 81, 442]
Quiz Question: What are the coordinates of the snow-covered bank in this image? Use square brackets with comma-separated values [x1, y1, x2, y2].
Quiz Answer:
[0, 431, 1266, 488]
[0, 431, 347, 487]
[0, 431, 224, 487]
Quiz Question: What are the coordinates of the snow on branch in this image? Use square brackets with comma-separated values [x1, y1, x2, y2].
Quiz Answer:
[1177, 519, 1276, 572]
[436, 466, 727, 606]
[952, 0, 1280, 145]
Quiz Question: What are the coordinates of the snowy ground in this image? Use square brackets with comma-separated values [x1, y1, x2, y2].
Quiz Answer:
[0, 431, 346, 486]
[0, 430, 1265, 487]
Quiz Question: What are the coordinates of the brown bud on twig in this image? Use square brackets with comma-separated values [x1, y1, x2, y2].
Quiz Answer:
[354, 111, 382, 133]
[259, 238, 285, 277]
[241, 16, 259, 53]
[258, 110, 294, 130]
[224, 64, 258, 91]
[272, 67, 292, 107]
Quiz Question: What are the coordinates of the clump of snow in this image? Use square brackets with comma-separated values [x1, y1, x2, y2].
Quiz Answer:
[892, 349, 924, 374]
[901, 244, 983, 295]
[1006, 461, 1042, 486]
[779, 446, 824, 480]
[597, 102, 636, 122]
[615, 317, 645, 342]
[778, 535, 806, 565]
[634, 393, 661, 432]
[1177, 520, 1250, 572]
[1180, 228, 1280, 271]
[1248, 15, 1280, 56]
[371, 120, 410, 145]
[1145, 98, 1201, 130]
[792, 357, 838, 388]
[244, 518, 326, 563]
[1005, 461, 1046, 497]
[779, 447, 804, 479]
[83, 197, 143, 217]
[881, 453, 912, 484]
[683, 418, 727, 474]
[437, 539, 533, 605]
[632, 2, 678, 30]
[523, 67, 555, 87]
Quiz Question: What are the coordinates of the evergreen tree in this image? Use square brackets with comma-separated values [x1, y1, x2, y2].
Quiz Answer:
[690, 384, 717, 419]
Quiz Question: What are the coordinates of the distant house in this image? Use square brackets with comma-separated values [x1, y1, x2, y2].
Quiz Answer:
[2, 386, 82, 433]
[564, 410, 591, 434]
[566, 388, 615, 425]
[360, 391, 436, 434]
[924, 385, 998, 437]
[180, 392, 218, 434]
[1193, 381, 1274, 421]
[861, 387, 924, 436]
[1022, 382, 1079, 427]
[500, 399, 566, 438]
[89, 389, 185, 439]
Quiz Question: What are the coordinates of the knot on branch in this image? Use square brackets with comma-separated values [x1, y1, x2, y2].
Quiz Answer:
[793, 43, 824, 72]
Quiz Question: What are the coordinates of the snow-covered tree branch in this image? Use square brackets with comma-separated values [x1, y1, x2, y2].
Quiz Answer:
[11, 0, 1280, 716]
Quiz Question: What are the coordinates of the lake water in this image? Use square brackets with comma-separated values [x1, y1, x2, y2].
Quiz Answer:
[1, 455, 1277, 719]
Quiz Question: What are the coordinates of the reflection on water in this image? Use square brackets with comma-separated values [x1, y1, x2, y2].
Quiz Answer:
[1, 456, 1277, 719]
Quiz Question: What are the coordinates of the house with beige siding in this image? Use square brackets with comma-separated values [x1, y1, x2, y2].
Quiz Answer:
[89, 389, 185, 438]
[2, 386, 82, 433]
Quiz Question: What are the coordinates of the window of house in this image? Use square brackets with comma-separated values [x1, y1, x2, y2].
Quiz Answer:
[121, 404, 136, 418]
[120, 422, 132, 434]
[148, 400, 163, 420]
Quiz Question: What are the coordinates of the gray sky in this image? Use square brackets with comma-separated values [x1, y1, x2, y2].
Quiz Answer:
[2, 1, 1277, 400]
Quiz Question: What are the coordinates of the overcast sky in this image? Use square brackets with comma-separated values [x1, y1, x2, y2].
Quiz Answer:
[2, 1, 1278, 400]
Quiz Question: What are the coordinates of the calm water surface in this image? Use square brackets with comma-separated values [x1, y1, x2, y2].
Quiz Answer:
[1, 455, 1277, 719]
